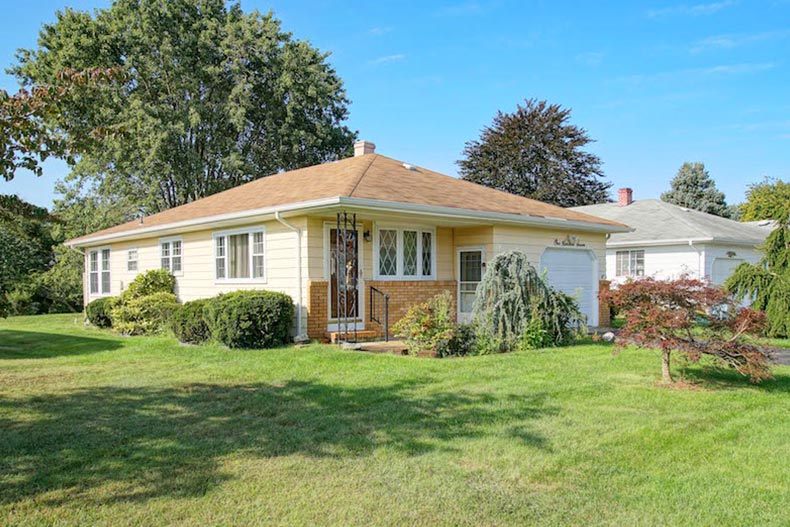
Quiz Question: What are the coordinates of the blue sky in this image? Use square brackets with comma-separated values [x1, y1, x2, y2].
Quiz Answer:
[1, 0, 788, 209]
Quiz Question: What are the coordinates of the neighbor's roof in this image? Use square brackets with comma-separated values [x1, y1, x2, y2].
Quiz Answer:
[68, 153, 628, 246]
[572, 199, 770, 247]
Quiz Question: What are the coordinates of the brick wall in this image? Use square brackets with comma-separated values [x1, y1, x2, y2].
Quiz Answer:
[306, 279, 457, 340]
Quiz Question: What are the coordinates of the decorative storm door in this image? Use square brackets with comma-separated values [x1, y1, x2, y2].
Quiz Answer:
[330, 212, 361, 342]
[458, 248, 484, 324]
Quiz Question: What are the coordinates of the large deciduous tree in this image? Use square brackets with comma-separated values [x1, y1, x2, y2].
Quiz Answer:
[458, 99, 611, 207]
[12, 0, 356, 214]
[739, 177, 790, 222]
[660, 162, 732, 217]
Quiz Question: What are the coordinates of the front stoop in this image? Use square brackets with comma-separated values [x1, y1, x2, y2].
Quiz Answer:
[328, 330, 380, 344]
[356, 340, 409, 355]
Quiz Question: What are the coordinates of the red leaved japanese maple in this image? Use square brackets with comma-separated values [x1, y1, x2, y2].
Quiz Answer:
[602, 276, 772, 384]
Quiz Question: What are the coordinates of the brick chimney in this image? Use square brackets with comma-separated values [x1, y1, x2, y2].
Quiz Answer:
[354, 140, 376, 157]
[618, 188, 633, 207]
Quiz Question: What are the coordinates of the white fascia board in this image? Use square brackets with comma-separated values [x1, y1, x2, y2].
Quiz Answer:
[607, 237, 760, 248]
[337, 197, 632, 234]
[69, 195, 630, 247]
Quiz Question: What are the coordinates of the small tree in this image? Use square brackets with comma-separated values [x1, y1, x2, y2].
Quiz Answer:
[473, 251, 584, 351]
[604, 277, 772, 384]
[726, 207, 790, 337]
[660, 162, 732, 217]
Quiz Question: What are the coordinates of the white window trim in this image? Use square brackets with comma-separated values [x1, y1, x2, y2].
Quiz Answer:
[615, 249, 645, 278]
[373, 223, 437, 281]
[126, 248, 139, 274]
[212, 226, 267, 284]
[159, 236, 184, 276]
[88, 246, 112, 297]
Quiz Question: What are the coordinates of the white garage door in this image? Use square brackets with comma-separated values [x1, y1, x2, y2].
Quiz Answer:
[711, 258, 744, 285]
[540, 248, 597, 326]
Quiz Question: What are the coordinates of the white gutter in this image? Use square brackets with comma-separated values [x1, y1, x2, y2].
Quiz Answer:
[607, 237, 762, 248]
[274, 211, 306, 341]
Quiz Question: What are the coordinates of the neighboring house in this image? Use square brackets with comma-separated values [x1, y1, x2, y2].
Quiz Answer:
[572, 188, 771, 287]
[66, 141, 629, 339]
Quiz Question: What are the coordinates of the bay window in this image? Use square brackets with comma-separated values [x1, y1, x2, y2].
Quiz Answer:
[214, 228, 265, 281]
[375, 226, 435, 279]
[88, 248, 111, 295]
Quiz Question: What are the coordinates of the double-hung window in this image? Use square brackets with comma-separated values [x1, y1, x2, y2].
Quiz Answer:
[160, 238, 183, 275]
[375, 226, 435, 279]
[214, 228, 265, 281]
[127, 248, 139, 272]
[615, 250, 645, 277]
[88, 248, 111, 295]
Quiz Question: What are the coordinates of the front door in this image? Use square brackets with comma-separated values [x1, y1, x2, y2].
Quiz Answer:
[458, 248, 484, 324]
[329, 228, 360, 323]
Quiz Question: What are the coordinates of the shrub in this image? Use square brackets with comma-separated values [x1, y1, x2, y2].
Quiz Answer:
[205, 290, 294, 349]
[446, 323, 478, 357]
[111, 292, 180, 335]
[170, 298, 212, 344]
[122, 269, 176, 300]
[393, 291, 458, 357]
[603, 276, 772, 384]
[518, 308, 552, 350]
[86, 296, 117, 328]
[473, 251, 585, 353]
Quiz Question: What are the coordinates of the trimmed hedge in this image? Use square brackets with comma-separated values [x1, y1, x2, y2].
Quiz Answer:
[86, 297, 117, 328]
[111, 292, 180, 335]
[205, 290, 293, 349]
[122, 269, 175, 300]
[171, 298, 212, 344]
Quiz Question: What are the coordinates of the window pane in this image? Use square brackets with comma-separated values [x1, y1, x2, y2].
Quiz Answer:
[216, 236, 225, 257]
[128, 260, 138, 272]
[161, 258, 170, 271]
[422, 232, 432, 276]
[216, 258, 225, 279]
[403, 231, 417, 275]
[101, 249, 110, 271]
[460, 252, 482, 282]
[90, 273, 98, 294]
[253, 232, 264, 255]
[171, 240, 181, 256]
[228, 233, 249, 279]
[161, 242, 170, 257]
[101, 271, 110, 294]
[253, 255, 264, 279]
[378, 229, 397, 276]
[90, 252, 98, 272]
[172, 256, 182, 273]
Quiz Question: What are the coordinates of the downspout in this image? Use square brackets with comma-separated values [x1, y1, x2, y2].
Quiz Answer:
[688, 240, 703, 280]
[275, 212, 307, 341]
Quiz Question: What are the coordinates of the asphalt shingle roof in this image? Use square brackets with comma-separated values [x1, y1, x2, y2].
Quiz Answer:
[69, 153, 627, 245]
[571, 199, 769, 246]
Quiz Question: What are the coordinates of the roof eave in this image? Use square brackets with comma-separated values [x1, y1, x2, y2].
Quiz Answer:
[606, 237, 762, 248]
[67, 196, 631, 247]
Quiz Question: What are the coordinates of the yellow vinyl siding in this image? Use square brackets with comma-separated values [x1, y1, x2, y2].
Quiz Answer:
[492, 225, 607, 275]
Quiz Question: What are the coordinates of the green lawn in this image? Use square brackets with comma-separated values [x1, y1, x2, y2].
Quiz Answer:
[1, 315, 789, 526]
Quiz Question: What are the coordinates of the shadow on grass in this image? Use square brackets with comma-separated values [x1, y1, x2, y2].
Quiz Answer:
[679, 365, 790, 393]
[0, 380, 554, 505]
[0, 330, 122, 359]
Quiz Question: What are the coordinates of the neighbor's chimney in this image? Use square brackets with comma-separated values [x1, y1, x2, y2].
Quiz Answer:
[354, 140, 376, 157]
[618, 188, 633, 207]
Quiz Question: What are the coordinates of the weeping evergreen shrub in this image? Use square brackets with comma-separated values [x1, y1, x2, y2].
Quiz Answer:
[726, 209, 790, 337]
[473, 251, 585, 352]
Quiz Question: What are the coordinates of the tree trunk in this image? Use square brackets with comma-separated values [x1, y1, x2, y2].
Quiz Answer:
[661, 348, 674, 384]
